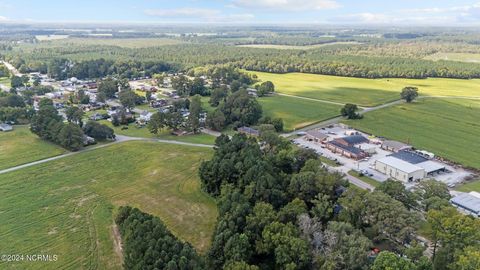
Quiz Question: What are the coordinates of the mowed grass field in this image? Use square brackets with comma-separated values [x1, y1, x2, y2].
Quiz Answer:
[259, 95, 341, 131]
[97, 120, 217, 145]
[0, 141, 217, 269]
[0, 126, 66, 170]
[250, 71, 480, 106]
[456, 179, 480, 192]
[344, 98, 480, 169]
[425, 52, 480, 63]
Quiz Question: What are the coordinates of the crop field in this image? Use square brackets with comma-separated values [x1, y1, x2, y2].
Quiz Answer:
[0, 126, 66, 170]
[250, 71, 480, 107]
[236, 41, 361, 50]
[344, 98, 480, 169]
[35, 37, 184, 48]
[425, 52, 480, 63]
[259, 95, 341, 131]
[0, 141, 217, 269]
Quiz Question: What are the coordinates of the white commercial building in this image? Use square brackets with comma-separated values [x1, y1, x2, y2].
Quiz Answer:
[375, 156, 425, 182]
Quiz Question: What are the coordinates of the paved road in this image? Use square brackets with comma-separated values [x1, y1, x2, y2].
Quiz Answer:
[0, 135, 213, 176]
[1, 61, 22, 77]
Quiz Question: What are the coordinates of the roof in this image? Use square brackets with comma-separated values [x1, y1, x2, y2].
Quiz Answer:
[0, 123, 13, 130]
[390, 150, 428, 164]
[238, 126, 260, 135]
[451, 193, 480, 214]
[328, 140, 365, 155]
[339, 135, 369, 145]
[382, 140, 411, 150]
[416, 160, 445, 174]
[306, 130, 328, 140]
[376, 156, 424, 174]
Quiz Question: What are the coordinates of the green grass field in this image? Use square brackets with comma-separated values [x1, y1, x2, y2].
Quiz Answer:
[425, 52, 480, 63]
[98, 120, 216, 145]
[250, 71, 480, 106]
[259, 95, 341, 131]
[344, 98, 480, 169]
[0, 141, 217, 269]
[455, 179, 480, 192]
[0, 126, 66, 170]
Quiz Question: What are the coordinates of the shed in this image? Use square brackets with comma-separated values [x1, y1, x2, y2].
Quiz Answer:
[305, 130, 329, 143]
[381, 140, 412, 152]
[451, 193, 480, 217]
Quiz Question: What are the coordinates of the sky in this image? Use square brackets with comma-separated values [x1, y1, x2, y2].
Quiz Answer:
[1, 0, 480, 25]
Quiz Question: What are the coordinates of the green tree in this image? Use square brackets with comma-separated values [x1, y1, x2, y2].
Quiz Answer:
[188, 95, 201, 133]
[377, 179, 418, 210]
[119, 90, 141, 110]
[65, 106, 84, 127]
[257, 81, 275, 97]
[401, 87, 419, 103]
[341, 103, 362, 119]
[57, 123, 84, 151]
[97, 78, 118, 98]
[372, 251, 415, 270]
[83, 121, 114, 140]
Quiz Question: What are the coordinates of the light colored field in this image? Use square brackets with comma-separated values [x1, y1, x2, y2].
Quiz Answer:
[35, 35, 70, 41]
[0, 76, 10, 87]
[425, 52, 480, 63]
[237, 42, 361, 50]
[0, 126, 66, 170]
[250, 71, 480, 107]
[41, 37, 184, 48]
[98, 120, 216, 145]
[0, 141, 217, 269]
[344, 98, 480, 169]
[259, 95, 341, 131]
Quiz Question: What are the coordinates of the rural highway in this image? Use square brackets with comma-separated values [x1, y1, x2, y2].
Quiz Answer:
[0, 135, 213, 176]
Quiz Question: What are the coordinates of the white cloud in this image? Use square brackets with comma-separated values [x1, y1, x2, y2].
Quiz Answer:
[144, 8, 221, 18]
[0, 15, 8, 21]
[231, 0, 340, 11]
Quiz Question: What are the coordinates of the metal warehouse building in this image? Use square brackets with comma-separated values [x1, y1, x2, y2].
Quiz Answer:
[451, 193, 480, 217]
[375, 156, 425, 182]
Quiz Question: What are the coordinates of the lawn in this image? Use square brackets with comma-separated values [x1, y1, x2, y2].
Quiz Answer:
[98, 120, 217, 145]
[250, 71, 480, 107]
[0, 126, 66, 170]
[348, 170, 381, 188]
[344, 98, 480, 169]
[425, 52, 480, 63]
[455, 179, 480, 193]
[259, 95, 341, 131]
[0, 141, 217, 269]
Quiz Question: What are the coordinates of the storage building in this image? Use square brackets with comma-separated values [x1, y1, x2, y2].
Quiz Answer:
[375, 156, 425, 182]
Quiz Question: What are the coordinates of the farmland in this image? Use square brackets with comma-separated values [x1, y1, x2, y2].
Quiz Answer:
[344, 98, 480, 169]
[250, 71, 480, 107]
[0, 126, 66, 170]
[425, 52, 480, 63]
[259, 95, 341, 131]
[35, 37, 184, 48]
[0, 141, 217, 269]
[236, 41, 361, 50]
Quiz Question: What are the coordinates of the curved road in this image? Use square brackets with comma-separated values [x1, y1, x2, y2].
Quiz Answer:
[0, 135, 213, 175]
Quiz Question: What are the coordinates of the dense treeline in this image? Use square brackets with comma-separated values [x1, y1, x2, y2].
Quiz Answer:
[4, 42, 480, 79]
[114, 133, 479, 269]
[115, 206, 204, 270]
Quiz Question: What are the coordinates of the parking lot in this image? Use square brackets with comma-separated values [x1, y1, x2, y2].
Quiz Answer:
[293, 124, 473, 188]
